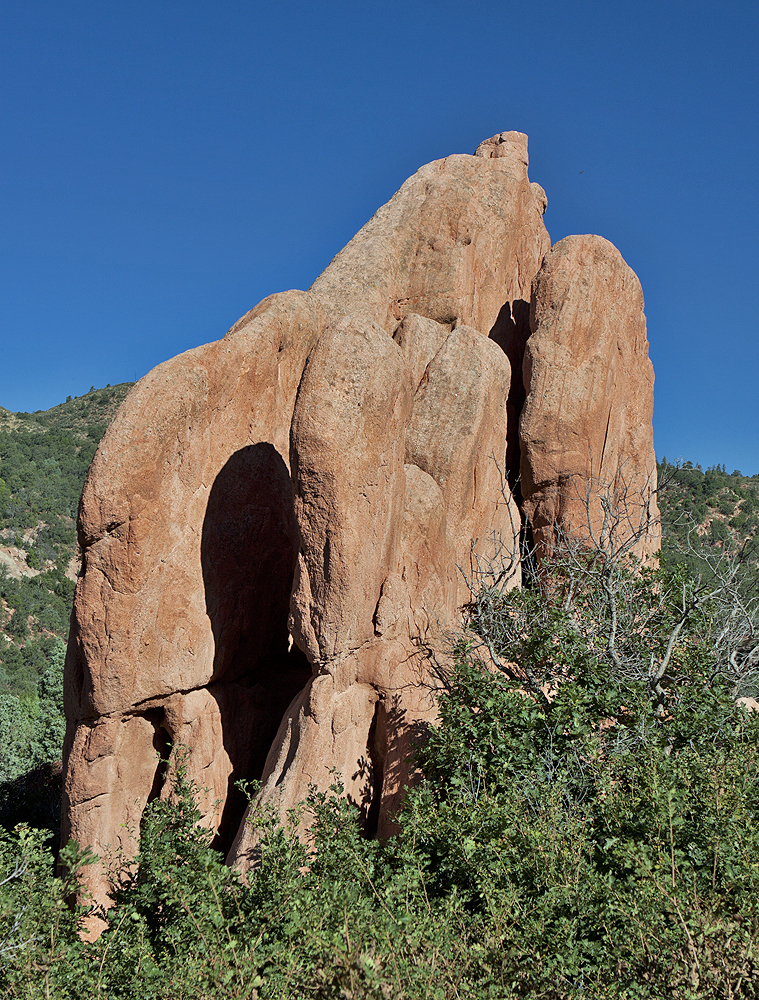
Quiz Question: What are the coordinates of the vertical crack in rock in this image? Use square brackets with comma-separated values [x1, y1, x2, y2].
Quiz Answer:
[145, 708, 171, 805]
[488, 298, 532, 494]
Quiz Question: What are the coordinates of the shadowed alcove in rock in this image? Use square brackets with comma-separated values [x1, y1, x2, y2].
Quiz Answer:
[199, 442, 312, 852]
[489, 298, 535, 586]
[488, 298, 531, 493]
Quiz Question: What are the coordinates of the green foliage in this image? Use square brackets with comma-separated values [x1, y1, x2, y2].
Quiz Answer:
[2, 550, 759, 996]
[407, 654, 759, 997]
[2, 440, 759, 996]
[0, 382, 133, 550]
[0, 638, 66, 831]
[0, 829, 98, 996]
[1, 568, 75, 642]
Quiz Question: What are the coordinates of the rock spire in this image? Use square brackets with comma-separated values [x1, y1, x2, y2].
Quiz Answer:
[62, 132, 658, 913]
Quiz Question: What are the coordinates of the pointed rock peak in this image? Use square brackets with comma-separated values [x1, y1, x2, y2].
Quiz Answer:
[474, 131, 529, 165]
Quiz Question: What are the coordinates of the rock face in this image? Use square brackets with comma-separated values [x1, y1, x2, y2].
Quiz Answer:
[62, 132, 657, 908]
[520, 235, 660, 560]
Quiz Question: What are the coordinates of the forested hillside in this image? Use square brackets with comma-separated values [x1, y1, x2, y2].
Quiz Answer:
[659, 456, 759, 545]
[657, 457, 759, 596]
[0, 384, 133, 827]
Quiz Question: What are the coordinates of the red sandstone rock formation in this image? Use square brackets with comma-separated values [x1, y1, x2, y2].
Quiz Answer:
[61, 132, 657, 912]
[520, 235, 660, 561]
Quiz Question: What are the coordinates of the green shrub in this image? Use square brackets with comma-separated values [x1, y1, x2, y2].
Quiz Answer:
[405, 652, 759, 997]
[4, 473, 759, 995]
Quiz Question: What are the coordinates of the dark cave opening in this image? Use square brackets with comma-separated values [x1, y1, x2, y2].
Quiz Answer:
[200, 442, 313, 856]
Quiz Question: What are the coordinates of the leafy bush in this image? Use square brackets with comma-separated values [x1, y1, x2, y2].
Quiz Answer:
[407, 651, 759, 997]
[3, 459, 759, 996]
[3, 544, 759, 996]
[0, 638, 66, 831]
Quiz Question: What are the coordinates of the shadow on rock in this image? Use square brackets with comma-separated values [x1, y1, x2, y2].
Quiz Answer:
[200, 444, 312, 852]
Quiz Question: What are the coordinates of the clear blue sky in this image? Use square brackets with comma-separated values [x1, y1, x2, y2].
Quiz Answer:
[2, 1, 758, 472]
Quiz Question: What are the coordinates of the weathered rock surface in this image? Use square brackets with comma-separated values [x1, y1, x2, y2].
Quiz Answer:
[62, 133, 657, 911]
[520, 235, 660, 560]
[312, 130, 548, 339]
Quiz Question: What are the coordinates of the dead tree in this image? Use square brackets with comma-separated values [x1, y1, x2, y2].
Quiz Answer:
[462, 466, 759, 717]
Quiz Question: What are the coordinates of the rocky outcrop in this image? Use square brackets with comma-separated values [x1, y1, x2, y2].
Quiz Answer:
[62, 132, 657, 912]
[520, 235, 660, 560]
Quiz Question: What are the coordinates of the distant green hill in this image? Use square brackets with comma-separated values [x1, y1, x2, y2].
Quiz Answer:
[657, 458, 759, 581]
[0, 382, 134, 555]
